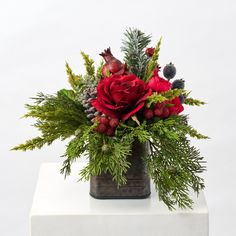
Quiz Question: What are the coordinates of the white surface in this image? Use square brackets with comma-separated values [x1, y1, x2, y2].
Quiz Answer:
[1, 0, 236, 235]
[31, 163, 208, 236]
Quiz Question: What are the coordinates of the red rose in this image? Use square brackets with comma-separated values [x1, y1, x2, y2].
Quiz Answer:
[167, 97, 184, 115]
[148, 69, 171, 92]
[92, 74, 152, 120]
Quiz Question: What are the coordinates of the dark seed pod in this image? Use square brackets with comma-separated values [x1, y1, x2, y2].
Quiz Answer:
[171, 79, 185, 89]
[163, 62, 176, 80]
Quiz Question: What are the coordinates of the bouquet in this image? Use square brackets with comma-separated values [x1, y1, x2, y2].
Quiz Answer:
[12, 28, 208, 210]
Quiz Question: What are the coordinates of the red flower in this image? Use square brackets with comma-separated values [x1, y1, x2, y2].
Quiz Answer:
[92, 74, 152, 120]
[148, 69, 171, 92]
[167, 97, 184, 115]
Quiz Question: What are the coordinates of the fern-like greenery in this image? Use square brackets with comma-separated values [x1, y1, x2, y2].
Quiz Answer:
[121, 28, 151, 79]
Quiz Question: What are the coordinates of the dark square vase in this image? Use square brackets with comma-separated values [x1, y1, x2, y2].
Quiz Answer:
[90, 141, 151, 199]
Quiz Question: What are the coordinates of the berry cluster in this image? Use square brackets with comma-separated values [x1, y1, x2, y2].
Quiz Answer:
[144, 102, 171, 120]
[95, 116, 119, 136]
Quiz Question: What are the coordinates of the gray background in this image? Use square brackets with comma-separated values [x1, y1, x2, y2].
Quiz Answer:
[1, 0, 235, 235]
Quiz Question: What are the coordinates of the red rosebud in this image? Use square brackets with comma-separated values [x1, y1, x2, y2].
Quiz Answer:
[144, 109, 154, 119]
[145, 47, 155, 57]
[109, 118, 119, 128]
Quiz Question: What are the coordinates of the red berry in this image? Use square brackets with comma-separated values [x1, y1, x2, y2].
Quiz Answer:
[162, 107, 170, 118]
[144, 109, 154, 119]
[96, 123, 107, 133]
[106, 128, 115, 136]
[154, 108, 163, 117]
[145, 47, 155, 57]
[100, 117, 110, 126]
[155, 102, 165, 110]
[109, 118, 119, 128]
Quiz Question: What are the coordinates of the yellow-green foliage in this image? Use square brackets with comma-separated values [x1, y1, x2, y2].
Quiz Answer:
[143, 37, 162, 82]
[66, 63, 83, 90]
[81, 51, 95, 77]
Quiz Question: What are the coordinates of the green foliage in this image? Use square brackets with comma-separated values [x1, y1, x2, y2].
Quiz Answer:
[184, 97, 206, 106]
[146, 89, 184, 108]
[147, 115, 207, 209]
[12, 92, 89, 152]
[121, 28, 151, 79]
[96, 61, 104, 80]
[61, 123, 97, 177]
[80, 133, 133, 186]
[66, 63, 83, 90]
[143, 37, 162, 82]
[147, 137, 206, 210]
[119, 122, 151, 143]
[81, 51, 95, 77]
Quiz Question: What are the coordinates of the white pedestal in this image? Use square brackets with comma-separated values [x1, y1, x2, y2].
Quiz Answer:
[30, 163, 209, 236]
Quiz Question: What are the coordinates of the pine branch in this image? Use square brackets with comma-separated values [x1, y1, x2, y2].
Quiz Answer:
[143, 37, 162, 82]
[121, 28, 151, 79]
[80, 51, 95, 77]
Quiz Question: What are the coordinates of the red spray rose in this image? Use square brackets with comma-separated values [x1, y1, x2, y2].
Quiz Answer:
[92, 74, 152, 120]
[148, 69, 171, 92]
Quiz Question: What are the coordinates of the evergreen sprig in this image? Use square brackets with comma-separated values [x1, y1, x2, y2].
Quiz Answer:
[121, 28, 151, 79]
[146, 89, 184, 108]
[66, 63, 83, 90]
[81, 51, 95, 77]
[147, 115, 207, 209]
[147, 136, 206, 210]
[96, 61, 104, 80]
[143, 37, 162, 82]
[184, 97, 206, 106]
[80, 133, 133, 186]
[12, 91, 89, 152]
[61, 123, 97, 177]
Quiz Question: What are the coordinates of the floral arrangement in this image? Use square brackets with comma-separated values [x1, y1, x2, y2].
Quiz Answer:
[12, 29, 208, 209]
